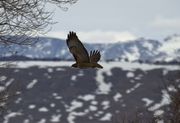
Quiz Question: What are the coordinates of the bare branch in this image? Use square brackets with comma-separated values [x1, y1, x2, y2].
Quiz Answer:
[0, 0, 78, 45]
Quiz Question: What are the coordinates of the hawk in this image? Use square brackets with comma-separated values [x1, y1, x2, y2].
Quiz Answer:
[66, 31, 103, 68]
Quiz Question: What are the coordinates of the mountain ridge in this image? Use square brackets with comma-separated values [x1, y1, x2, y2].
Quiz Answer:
[0, 35, 180, 63]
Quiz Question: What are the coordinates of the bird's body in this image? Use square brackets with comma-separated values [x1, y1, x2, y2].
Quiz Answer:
[66, 31, 103, 69]
[71, 62, 103, 68]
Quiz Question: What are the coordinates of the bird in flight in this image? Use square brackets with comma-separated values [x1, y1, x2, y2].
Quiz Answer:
[66, 31, 103, 68]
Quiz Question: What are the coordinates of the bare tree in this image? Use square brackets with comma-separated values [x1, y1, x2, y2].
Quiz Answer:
[0, 0, 77, 119]
[0, 0, 78, 45]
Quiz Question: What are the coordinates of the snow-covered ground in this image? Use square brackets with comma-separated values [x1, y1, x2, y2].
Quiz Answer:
[0, 61, 179, 123]
[0, 61, 179, 70]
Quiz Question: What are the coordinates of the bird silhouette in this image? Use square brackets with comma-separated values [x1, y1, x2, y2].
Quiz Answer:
[66, 31, 103, 68]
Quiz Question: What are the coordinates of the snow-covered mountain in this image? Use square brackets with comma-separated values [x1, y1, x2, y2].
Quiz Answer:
[157, 34, 180, 62]
[0, 35, 180, 62]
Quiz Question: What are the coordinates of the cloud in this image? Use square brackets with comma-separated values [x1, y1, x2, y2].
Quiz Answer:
[44, 30, 137, 43]
[151, 16, 180, 29]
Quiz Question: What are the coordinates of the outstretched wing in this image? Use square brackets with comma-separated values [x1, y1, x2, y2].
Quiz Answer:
[89, 50, 101, 63]
[66, 31, 90, 63]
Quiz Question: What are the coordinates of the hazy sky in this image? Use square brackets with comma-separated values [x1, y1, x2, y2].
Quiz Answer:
[45, 0, 180, 43]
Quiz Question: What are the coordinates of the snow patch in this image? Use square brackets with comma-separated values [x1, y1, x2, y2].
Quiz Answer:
[101, 101, 110, 110]
[154, 110, 164, 116]
[162, 69, 168, 75]
[113, 93, 122, 101]
[38, 107, 49, 112]
[89, 105, 98, 111]
[126, 72, 135, 78]
[67, 100, 83, 112]
[126, 83, 141, 94]
[71, 71, 84, 81]
[142, 98, 154, 107]
[56, 68, 65, 71]
[168, 85, 177, 92]
[5, 78, 14, 87]
[23, 119, 30, 123]
[71, 75, 77, 81]
[91, 101, 98, 105]
[0, 86, 5, 92]
[159, 36, 180, 53]
[124, 46, 140, 61]
[96, 68, 112, 94]
[135, 74, 143, 80]
[50, 114, 61, 122]
[67, 112, 87, 123]
[50, 103, 56, 108]
[149, 90, 171, 111]
[3, 112, 22, 123]
[0, 76, 7, 81]
[28, 104, 36, 109]
[37, 118, 46, 123]
[52, 93, 62, 100]
[1, 61, 179, 72]
[143, 41, 153, 50]
[27, 79, 38, 89]
[47, 68, 53, 73]
[99, 113, 112, 121]
[78, 94, 95, 101]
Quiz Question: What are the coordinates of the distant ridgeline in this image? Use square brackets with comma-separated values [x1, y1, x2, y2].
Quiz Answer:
[0, 35, 180, 64]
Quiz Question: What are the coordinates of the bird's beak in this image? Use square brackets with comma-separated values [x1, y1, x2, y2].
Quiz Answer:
[96, 64, 103, 69]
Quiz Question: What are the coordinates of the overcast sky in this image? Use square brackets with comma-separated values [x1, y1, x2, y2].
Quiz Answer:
[45, 0, 180, 43]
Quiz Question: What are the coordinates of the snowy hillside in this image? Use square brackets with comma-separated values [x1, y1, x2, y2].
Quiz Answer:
[0, 35, 180, 62]
[157, 34, 180, 62]
[0, 61, 179, 123]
